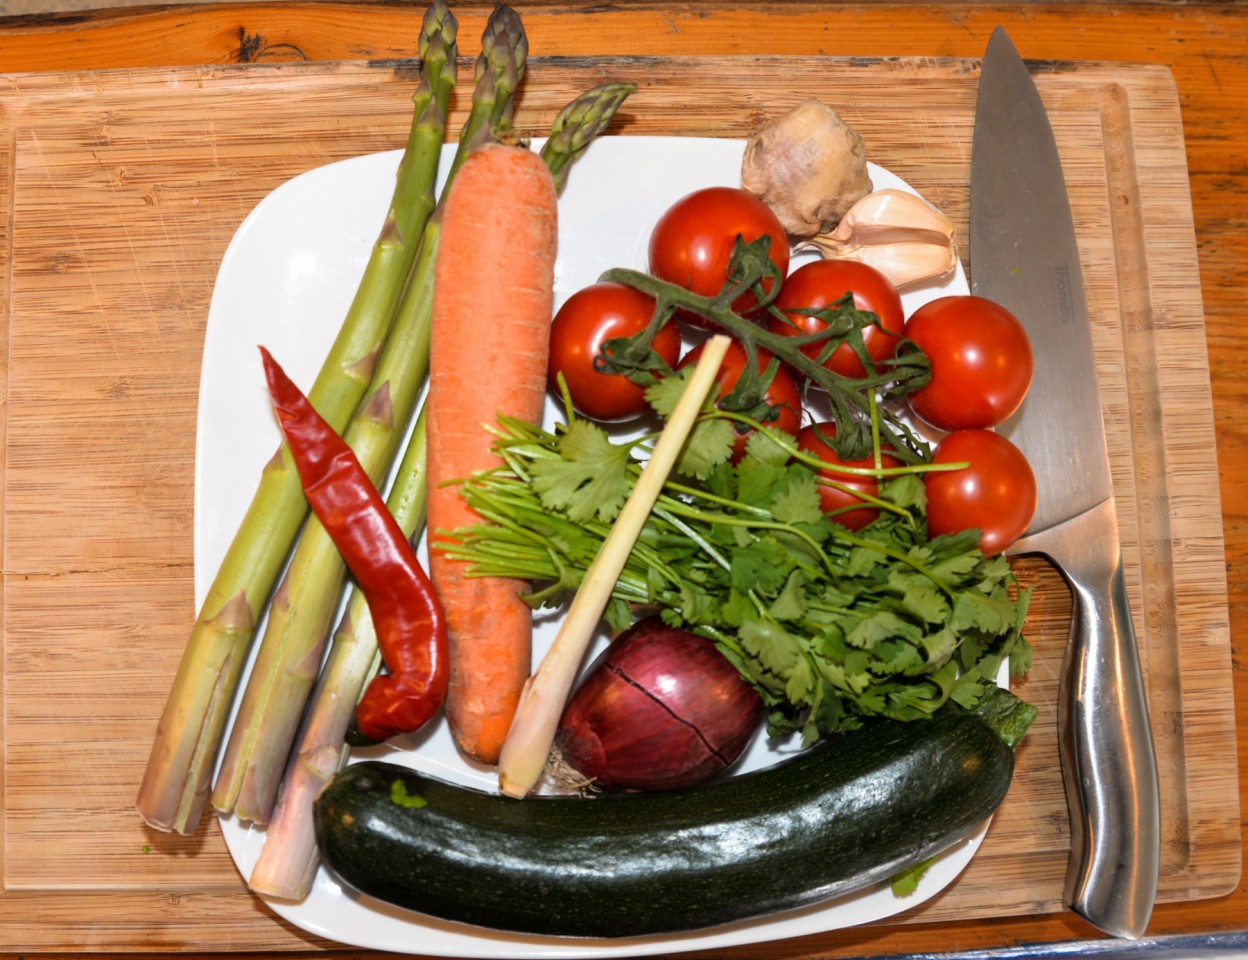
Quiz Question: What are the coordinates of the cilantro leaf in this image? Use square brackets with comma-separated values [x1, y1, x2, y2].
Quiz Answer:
[703, 460, 737, 500]
[604, 597, 633, 635]
[721, 588, 753, 627]
[736, 458, 789, 510]
[785, 654, 817, 706]
[730, 539, 791, 595]
[871, 638, 926, 677]
[920, 626, 959, 666]
[845, 542, 890, 578]
[771, 470, 824, 525]
[530, 419, 633, 523]
[978, 554, 1014, 585]
[743, 426, 793, 465]
[845, 610, 910, 651]
[768, 570, 808, 621]
[815, 631, 873, 695]
[950, 590, 1017, 637]
[739, 618, 804, 679]
[677, 417, 736, 480]
[644, 368, 694, 418]
[880, 473, 926, 513]
[891, 859, 934, 897]
[644, 368, 744, 478]
[887, 569, 950, 625]
[950, 668, 987, 708]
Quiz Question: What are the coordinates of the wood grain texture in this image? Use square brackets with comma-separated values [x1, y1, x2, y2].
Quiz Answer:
[0, 3, 1242, 959]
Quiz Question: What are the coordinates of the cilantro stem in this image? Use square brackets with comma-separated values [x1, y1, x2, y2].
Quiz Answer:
[712, 410, 963, 480]
[650, 504, 732, 573]
[655, 496, 831, 581]
[608, 526, 686, 589]
[690, 623, 750, 664]
[662, 477, 774, 517]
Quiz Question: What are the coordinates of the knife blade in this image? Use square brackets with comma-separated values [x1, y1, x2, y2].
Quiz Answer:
[969, 26, 1160, 940]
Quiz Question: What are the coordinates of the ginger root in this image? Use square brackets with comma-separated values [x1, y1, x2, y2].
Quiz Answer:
[741, 98, 873, 241]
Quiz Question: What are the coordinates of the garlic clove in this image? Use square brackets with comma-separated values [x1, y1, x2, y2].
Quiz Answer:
[806, 188, 959, 288]
[812, 239, 960, 290]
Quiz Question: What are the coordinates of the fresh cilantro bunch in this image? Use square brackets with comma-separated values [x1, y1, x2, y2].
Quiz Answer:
[440, 397, 1033, 746]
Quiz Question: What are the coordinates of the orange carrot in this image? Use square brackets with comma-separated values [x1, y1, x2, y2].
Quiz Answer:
[426, 142, 558, 765]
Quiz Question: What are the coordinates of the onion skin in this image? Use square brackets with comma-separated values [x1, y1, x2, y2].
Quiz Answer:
[557, 618, 764, 792]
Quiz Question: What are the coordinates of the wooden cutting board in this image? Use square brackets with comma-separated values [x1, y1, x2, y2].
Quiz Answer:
[0, 54, 1235, 951]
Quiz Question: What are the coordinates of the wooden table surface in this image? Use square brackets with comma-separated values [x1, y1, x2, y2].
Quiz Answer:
[0, 2, 1243, 958]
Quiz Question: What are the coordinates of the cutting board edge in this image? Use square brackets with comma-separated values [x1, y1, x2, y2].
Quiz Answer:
[0, 50, 1233, 943]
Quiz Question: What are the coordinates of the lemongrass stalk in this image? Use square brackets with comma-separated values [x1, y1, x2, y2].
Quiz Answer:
[246, 77, 637, 893]
[247, 408, 427, 900]
[135, 2, 458, 836]
[212, 5, 528, 824]
[497, 335, 733, 799]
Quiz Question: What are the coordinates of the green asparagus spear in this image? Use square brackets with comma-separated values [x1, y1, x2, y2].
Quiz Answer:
[211, 4, 529, 825]
[135, 2, 459, 837]
[246, 79, 636, 899]
[541, 82, 636, 191]
[451, 2, 528, 168]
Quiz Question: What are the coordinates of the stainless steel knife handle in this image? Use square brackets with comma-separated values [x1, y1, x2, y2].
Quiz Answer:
[1027, 498, 1161, 939]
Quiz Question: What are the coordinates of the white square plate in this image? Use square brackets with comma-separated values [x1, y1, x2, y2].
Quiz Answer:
[197, 136, 978, 957]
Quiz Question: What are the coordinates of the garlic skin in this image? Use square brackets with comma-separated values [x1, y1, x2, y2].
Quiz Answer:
[741, 98, 873, 240]
[806, 188, 959, 289]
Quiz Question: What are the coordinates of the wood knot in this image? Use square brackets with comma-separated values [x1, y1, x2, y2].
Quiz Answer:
[237, 28, 308, 64]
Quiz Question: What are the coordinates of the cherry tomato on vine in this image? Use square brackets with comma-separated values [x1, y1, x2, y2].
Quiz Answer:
[904, 295, 1033, 430]
[768, 260, 905, 379]
[648, 187, 790, 326]
[924, 428, 1036, 554]
[548, 282, 683, 423]
[796, 423, 900, 531]
[679, 339, 802, 462]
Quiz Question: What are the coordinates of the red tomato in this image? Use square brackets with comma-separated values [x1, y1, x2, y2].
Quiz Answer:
[796, 423, 900, 531]
[924, 429, 1037, 554]
[769, 260, 905, 379]
[904, 295, 1034, 430]
[648, 187, 790, 325]
[679, 339, 802, 462]
[548, 282, 683, 422]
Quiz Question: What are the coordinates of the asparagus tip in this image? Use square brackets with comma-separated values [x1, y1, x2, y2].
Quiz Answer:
[541, 82, 638, 191]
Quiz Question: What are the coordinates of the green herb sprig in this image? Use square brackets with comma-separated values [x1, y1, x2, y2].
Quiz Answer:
[438, 406, 1032, 746]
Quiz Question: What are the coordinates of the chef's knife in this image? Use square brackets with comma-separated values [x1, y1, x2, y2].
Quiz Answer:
[970, 26, 1160, 940]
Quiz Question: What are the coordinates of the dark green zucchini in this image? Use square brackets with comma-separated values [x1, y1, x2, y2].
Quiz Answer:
[314, 687, 1035, 939]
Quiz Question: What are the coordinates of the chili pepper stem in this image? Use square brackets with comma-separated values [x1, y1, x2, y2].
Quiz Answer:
[135, 1, 458, 837]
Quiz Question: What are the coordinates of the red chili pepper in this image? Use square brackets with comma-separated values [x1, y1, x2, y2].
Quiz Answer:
[259, 346, 448, 742]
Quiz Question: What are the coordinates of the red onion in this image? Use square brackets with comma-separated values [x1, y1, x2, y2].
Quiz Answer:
[556, 617, 764, 792]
